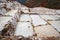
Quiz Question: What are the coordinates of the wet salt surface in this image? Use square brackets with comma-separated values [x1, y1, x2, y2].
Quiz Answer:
[30, 15, 47, 26]
[15, 22, 34, 37]
[20, 14, 31, 22]
[34, 25, 60, 37]
[48, 21, 60, 32]
[40, 15, 60, 21]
